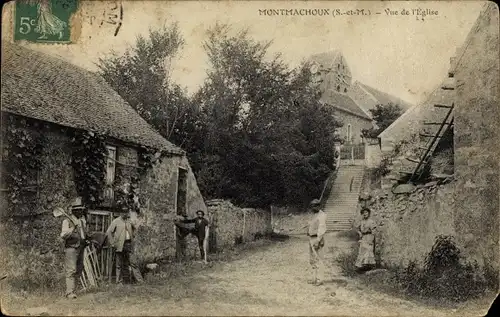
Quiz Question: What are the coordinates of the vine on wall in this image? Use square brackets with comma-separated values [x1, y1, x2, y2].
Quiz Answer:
[3, 116, 46, 216]
[138, 145, 157, 174]
[69, 130, 107, 209]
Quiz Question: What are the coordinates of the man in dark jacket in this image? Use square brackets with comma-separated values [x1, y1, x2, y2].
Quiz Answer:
[179, 210, 209, 262]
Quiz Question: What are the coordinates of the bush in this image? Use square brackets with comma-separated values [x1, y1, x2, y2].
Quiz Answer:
[4, 247, 63, 293]
[336, 244, 359, 277]
[395, 235, 488, 302]
[371, 156, 391, 181]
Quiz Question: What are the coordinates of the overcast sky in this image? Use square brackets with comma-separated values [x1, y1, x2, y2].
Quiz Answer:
[4, 1, 485, 105]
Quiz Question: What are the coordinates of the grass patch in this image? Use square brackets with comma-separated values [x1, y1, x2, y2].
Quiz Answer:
[335, 242, 359, 277]
[334, 235, 494, 305]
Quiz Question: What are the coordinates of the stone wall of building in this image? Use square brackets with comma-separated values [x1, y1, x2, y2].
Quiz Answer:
[0, 127, 78, 290]
[334, 110, 373, 144]
[0, 120, 208, 290]
[453, 3, 499, 271]
[134, 154, 207, 263]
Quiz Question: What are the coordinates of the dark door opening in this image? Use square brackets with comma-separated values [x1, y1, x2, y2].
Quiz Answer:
[175, 167, 188, 260]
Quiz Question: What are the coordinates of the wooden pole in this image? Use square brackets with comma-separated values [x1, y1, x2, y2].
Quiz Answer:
[242, 210, 246, 242]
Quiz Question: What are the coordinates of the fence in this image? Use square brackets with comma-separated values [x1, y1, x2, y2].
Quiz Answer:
[340, 144, 366, 160]
[87, 210, 116, 282]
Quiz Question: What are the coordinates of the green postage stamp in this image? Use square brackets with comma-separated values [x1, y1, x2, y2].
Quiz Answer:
[14, 0, 79, 43]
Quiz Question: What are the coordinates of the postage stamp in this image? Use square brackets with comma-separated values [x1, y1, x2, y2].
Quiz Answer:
[14, 0, 79, 43]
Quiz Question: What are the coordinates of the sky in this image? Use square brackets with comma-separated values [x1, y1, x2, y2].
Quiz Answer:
[3, 1, 486, 105]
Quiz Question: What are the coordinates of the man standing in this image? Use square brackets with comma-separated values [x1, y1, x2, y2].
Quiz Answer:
[60, 197, 88, 299]
[307, 199, 327, 286]
[106, 204, 144, 284]
[185, 210, 209, 263]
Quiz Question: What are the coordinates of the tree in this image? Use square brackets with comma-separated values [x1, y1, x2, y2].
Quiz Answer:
[362, 103, 403, 139]
[194, 24, 342, 208]
[96, 23, 202, 150]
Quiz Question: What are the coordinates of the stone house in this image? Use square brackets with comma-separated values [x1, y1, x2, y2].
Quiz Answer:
[309, 51, 373, 145]
[0, 43, 206, 285]
[363, 2, 498, 280]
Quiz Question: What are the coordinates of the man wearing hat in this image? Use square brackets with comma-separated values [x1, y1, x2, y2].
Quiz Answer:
[182, 210, 210, 263]
[106, 203, 144, 284]
[60, 197, 89, 299]
[307, 198, 327, 286]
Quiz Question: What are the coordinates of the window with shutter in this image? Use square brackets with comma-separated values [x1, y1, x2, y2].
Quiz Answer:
[103, 145, 116, 203]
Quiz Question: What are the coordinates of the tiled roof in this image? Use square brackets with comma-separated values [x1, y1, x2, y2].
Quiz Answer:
[309, 50, 342, 68]
[320, 90, 372, 120]
[378, 80, 455, 140]
[1, 43, 183, 155]
[358, 82, 413, 111]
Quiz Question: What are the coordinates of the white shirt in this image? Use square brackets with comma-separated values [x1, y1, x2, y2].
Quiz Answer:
[308, 210, 327, 237]
[60, 216, 86, 239]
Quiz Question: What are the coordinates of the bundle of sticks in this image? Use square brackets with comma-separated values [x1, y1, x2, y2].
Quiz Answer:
[80, 244, 102, 290]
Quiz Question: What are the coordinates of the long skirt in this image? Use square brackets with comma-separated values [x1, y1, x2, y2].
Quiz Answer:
[355, 233, 376, 268]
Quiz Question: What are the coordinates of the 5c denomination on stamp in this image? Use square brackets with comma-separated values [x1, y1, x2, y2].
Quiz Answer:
[15, 0, 78, 43]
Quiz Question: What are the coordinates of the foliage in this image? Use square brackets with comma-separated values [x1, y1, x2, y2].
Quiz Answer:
[336, 245, 359, 277]
[5, 246, 62, 292]
[193, 24, 342, 207]
[69, 130, 107, 208]
[395, 235, 488, 302]
[2, 115, 46, 216]
[336, 234, 491, 303]
[97, 23, 202, 150]
[371, 156, 391, 181]
[362, 103, 403, 138]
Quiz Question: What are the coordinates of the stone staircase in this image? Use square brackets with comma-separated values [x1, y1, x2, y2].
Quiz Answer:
[324, 162, 366, 231]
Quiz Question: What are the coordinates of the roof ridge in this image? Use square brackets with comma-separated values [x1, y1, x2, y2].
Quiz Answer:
[358, 82, 414, 108]
[321, 90, 372, 120]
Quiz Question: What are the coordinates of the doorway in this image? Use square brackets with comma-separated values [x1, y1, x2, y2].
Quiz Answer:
[175, 167, 188, 260]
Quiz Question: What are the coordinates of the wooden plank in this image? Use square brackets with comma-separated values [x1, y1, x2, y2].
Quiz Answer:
[419, 133, 438, 138]
[399, 171, 413, 175]
[406, 157, 423, 164]
[434, 104, 453, 109]
[423, 122, 450, 125]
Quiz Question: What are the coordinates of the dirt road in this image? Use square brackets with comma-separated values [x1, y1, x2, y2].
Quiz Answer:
[3, 233, 493, 316]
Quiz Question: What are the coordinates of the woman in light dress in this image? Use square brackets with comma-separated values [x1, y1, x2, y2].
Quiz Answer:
[355, 207, 377, 271]
[34, 0, 67, 39]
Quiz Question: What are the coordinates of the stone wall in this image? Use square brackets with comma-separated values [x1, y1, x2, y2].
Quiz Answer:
[334, 110, 373, 144]
[453, 3, 499, 271]
[134, 154, 207, 263]
[365, 142, 383, 168]
[206, 200, 272, 252]
[0, 120, 207, 290]
[360, 181, 455, 268]
[0, 128, 79, 289]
